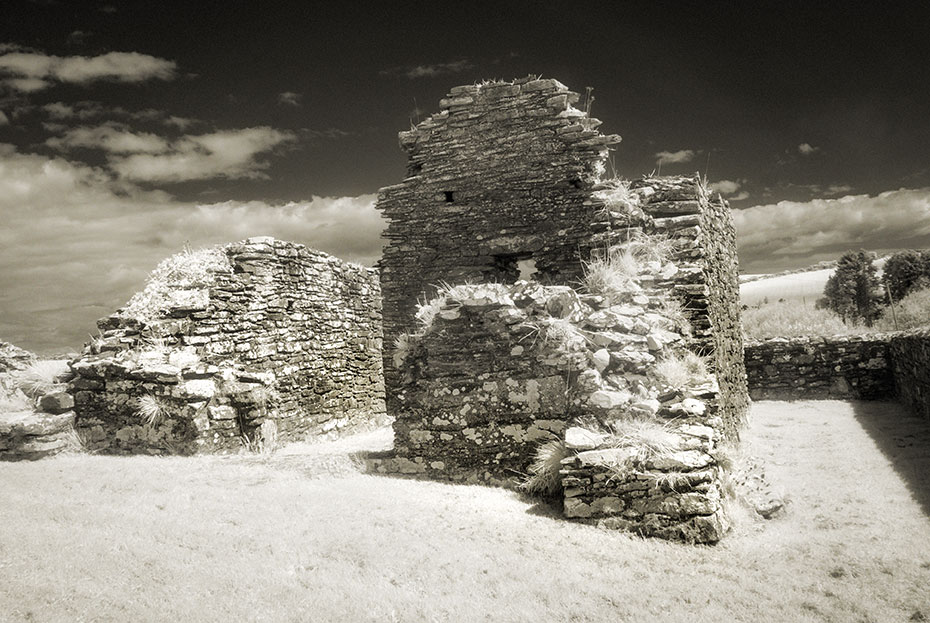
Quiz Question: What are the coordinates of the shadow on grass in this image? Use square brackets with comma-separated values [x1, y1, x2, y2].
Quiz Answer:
[850, 400, 930, 517]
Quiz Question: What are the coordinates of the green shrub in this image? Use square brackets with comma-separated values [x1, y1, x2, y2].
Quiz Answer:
[874, 286, 930, 331]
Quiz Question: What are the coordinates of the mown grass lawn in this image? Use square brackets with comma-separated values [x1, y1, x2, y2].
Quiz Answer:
[1, 401, 929, 622]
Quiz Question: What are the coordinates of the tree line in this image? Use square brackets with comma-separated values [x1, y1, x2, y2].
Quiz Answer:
[817, 249, 930, 326]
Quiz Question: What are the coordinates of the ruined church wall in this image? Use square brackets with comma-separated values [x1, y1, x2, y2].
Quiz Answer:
[744, 331, 930, 420]
[70, 238, 385, 454]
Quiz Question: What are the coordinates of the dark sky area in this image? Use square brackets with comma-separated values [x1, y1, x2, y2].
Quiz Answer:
[2, 0, 930, 353]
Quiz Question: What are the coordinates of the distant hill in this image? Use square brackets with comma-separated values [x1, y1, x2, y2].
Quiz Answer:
[740, 256, 888, 306]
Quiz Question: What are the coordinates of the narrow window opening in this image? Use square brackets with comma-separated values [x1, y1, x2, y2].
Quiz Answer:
[492, 253, 536, 283]
[517, 258, 538, 281]
[443, 191, 455, 203]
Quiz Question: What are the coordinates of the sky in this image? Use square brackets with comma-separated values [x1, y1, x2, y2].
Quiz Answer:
[2, 1, 930, 354]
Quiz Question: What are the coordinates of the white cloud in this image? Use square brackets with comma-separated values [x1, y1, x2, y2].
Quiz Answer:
[42, 100, 194, 127]
[734, 188, 930, 271]
[109, 127, 295, 182]
[709, 179, 749, 201]
[709, 179, 740, 195]
[0, 50, 176, 91]
[381, 60, 471, 79]
[277, 91, 301, 107]
[0, 110, 8, 126]
[798, 143, 819, 155]
[46, 123, 170, 154]
[655, 149, 696, 166]
[0, 144, 384, 354]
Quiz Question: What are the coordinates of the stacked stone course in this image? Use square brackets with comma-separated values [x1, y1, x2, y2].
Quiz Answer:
[69, 237, 385, 454]
[744, 330, 930, 423]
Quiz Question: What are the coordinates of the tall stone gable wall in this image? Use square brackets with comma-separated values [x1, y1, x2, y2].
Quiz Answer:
[377, 77, 620, 392]
[70, 237, 385, 454]
[377, 77, 748, 445]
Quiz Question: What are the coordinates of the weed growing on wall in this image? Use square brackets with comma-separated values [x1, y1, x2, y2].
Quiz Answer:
[135, 394, 169, 427]
[582, 232, 675, 301]
[122, 245, 230, 323]
[522, 439, 567, 497]
[14, 360, 69, 398]
[653, 351, 709, 388]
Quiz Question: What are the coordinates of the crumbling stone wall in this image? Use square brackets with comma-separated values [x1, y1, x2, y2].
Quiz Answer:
[377, 77, 620, 392]
[744, 335, 894, 400]
[69, 237, 385, 454]
[0, 343, 77, 460]
[744, 331, 930, 420]
[375, 78, 747, 542]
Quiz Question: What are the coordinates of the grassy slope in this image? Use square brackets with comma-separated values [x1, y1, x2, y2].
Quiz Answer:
[1, 402, 929, 622]
[739, 269, 836, 306]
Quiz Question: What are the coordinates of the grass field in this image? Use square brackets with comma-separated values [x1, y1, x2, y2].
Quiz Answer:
[1, 401, 929, 622]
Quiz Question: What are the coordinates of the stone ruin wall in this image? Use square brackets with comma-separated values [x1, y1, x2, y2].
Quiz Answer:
[378, 77, 620, 395]
[375, 77, 749, 542]
[637, 179, 748, 440]
[745, 331, 930, 422]
[69, 237, 385, 454]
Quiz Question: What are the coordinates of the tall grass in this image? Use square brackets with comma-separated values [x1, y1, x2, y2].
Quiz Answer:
[741, 300, 855, 339]
[654, 351, 709, 387]
[522, 439, 567, 496]
[135, 395, 169, 427]
[122, 245, 230, 322]
[583, 232, 674, 300]
[874, 286, 930, 331]
[14, 360, 69, 398]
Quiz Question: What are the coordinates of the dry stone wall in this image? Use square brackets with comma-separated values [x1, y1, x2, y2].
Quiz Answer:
[890, 330, 930, 420]
[69, 237, 385, 454]
[744, 335, 894, 400]
[0, 344, 77, 460]
[744, 331, 930, 422]
[638, 179, 748, 440]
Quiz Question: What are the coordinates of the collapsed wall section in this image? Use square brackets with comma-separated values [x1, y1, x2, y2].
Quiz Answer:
[69, 237, 385, 454]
